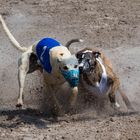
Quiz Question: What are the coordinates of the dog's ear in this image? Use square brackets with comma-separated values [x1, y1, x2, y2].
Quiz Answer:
[76, 50, 83, 59]
[92, 51, 101, 58]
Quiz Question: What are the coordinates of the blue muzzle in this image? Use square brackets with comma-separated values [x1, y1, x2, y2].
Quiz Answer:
[61, 69, 79, 87]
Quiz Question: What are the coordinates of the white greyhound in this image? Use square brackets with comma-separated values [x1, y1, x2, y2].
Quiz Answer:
[0, 15, 80, 116]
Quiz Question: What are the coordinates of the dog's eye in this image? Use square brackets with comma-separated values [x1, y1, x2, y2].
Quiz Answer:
[74, 65, 78, 68]
[63, 66, 69, 70]
[60, 53, 64, 56]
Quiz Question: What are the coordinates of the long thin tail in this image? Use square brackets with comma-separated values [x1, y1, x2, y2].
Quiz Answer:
[118, 87, 134, 110]
[65, 39, 84, 49]
[0, 15, 27, 52]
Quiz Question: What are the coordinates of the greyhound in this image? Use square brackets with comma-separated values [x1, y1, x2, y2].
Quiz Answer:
[0, 15, 80, 116]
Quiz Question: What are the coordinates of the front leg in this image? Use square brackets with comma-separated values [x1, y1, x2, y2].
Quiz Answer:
[68, 86, 78, 113]
[16, 52, 30, 108]
[69, 87, 78, 106]
[108, 77, 120, 109]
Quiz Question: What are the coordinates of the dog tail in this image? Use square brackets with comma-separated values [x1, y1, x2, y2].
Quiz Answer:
[0, 15, 27, 52]
[118, 87, 134, 110]
[65, 39, 84, 49]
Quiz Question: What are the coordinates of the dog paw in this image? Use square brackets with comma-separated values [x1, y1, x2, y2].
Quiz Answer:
[111, 102, 120, 110]
[16, 103, 23, 108]
[115, 102, 120, 108]
[16, 99, 23, 108]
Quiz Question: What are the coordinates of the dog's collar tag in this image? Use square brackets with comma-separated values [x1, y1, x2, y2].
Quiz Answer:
[96, 57, 108, 94]
[36, 38, 61, 73]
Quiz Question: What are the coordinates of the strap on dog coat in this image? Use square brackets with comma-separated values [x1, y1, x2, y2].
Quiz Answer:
[36, 38, 61, 73]
[96, 57, 108, 94]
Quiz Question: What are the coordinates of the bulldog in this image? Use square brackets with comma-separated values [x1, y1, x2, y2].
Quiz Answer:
[66, 39, 133, 110]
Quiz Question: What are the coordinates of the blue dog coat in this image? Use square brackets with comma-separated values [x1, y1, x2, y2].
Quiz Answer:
[36, 38, 61, 73]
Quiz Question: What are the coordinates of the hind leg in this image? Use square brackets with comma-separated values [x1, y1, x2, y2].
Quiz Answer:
[16, 52, 31, 108]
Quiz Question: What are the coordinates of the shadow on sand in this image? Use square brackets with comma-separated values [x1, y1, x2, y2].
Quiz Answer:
[0, 108, 138, 129]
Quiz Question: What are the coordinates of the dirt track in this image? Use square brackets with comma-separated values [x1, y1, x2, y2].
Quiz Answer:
[0, 0, 140, 139]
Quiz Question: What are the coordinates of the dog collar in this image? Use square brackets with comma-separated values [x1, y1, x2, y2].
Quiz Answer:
[36, 38, 61, 73]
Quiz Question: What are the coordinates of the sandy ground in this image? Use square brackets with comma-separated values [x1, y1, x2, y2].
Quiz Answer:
[0, 0, 140, 139]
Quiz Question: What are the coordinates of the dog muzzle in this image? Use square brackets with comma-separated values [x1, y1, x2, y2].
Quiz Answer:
[79, 59, 91, 74]
[60, 69, 79, 87]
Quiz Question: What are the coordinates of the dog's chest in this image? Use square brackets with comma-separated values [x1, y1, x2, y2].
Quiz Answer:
[80, 74, 109, 95]
[80, 57, 110, 95]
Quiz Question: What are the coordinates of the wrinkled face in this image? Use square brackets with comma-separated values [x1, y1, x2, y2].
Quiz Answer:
[59, 55, 79, 87]
[76, 49, 100, 74]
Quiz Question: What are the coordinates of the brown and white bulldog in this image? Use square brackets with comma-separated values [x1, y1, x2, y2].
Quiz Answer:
[66, 39, 133, 110]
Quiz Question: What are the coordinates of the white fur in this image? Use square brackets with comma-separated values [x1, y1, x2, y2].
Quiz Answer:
[79, 63, 84, 67]
[115, 102, 120, 108]
[83, 50, 93, 53]
[96, 57, 108, 94]
[79, 39, 84, 42]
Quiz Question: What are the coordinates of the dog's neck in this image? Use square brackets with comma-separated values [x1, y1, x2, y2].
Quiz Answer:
[81, 57, 108, 94]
